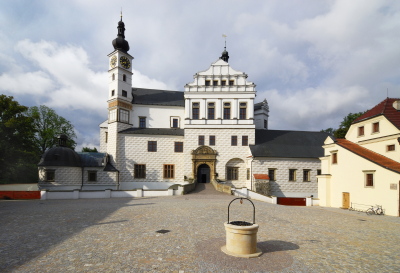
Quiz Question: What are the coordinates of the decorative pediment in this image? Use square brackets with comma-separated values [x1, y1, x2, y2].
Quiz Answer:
[192, 146, 217, 155]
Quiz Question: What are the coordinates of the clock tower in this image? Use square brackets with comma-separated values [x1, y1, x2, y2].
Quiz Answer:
[106, 15, 134, 169]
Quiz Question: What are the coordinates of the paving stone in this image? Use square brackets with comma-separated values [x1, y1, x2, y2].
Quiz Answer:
[0, 184, 399, 272]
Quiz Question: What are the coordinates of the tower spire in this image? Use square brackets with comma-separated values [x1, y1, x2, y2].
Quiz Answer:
[112, 13, 130, 52]
[220, 34, 229, 62]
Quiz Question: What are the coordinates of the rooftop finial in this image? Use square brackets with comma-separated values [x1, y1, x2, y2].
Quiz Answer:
[120, 8, 123, 21]
[220, 34, 229, 62]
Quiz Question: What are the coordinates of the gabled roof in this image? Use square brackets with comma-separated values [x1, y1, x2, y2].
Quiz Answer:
[250, 129, 330, 158]
[336, 139, 400, 174]
[353, 98, 400, 129]
[132, 88, 184, 107]
[119, 128, 184, 136]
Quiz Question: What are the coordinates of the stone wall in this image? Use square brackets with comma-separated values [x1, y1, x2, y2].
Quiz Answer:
[252, 158, 320, 197]
[184, 128, 254, 188]
[118, 133, 185, 184]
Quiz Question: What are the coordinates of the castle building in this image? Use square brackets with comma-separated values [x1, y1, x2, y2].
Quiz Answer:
[38, 17, 329, 199]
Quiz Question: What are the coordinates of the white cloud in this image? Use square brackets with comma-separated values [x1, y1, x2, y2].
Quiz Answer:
[0, 71, 54, 95]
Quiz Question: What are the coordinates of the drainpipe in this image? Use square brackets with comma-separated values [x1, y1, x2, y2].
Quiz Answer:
[117, 170, 120, 190]
[81, 167, 84, 190]
[250, 156, 254, 191]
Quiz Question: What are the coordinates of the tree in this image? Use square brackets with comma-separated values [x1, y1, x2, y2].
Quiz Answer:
[334, 112, 365, 139]
[81, 147, 98, 152]
[322, 112, 365, 139]
[0, 95, 38, 183]
[27, 105, 77, 154]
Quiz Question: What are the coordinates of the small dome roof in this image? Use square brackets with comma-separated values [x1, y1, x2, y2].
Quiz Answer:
[38, 146, 81, 167]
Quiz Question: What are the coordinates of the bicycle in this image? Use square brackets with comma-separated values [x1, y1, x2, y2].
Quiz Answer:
[366, 205, 384, 215]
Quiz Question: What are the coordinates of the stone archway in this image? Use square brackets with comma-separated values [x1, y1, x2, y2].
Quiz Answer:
[192, 146, 217, 183]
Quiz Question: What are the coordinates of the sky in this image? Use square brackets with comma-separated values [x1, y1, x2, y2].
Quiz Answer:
[1, 0, 400, 151]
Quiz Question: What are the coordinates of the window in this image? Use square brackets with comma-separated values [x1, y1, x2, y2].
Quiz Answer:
[198, 135, 205, 146]
[123, 74, 126, 81]
[163, 164, 174, 179]
[209, 135, 215, 146]
[45, 170, 55, 182]
[231, 136, 237, 146]
[268, 169, 276, 181]
[332, 153, 337, 164]
[213, 80, 218, 86]
[303, 170, 310, 182]
[109, 109, 117, 122]
[317, 169, 321, 175]
[227, 167, 238, 180]
[289, 169, 296, 181]
[174, 142, 183, 153]
[205, 80, 211, 86]
[372, 122, 379, 133]
[264, 119, 267, 129]
[192, 103, 199, 119]
[112, 73, 115, 81]
[221, 80, 226, 86]
[105, 132, 108, 143]
[122, 90, 127, 97]
[172, 118, 179, 128]
[134, 164, 146, 178]
[242, 136, 248, 146]
[148, 141, 157, 152]
[239, 103, 247, 120]
[387, 144, 395, 151]
[358, 126, 364, 136]
[366, 173, 374, 187]
[363, 171, 376, 187]
[229, 80, 234, 86]
[139, 117, 146, 128]
[88, 171, 97, 182]
[246, 168, 250, 180]
[120, 109, 129, 123]
[111, 90, 115, 96]
[224, 103, 231, 119]
[208, 103, 215, 119]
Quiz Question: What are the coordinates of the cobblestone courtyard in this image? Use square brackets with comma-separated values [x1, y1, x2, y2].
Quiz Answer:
[1, 184, 400, 272]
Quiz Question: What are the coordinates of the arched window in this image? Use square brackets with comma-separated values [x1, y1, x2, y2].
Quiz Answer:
[123, 74, 126, 82]
[112, 73, 115, 81]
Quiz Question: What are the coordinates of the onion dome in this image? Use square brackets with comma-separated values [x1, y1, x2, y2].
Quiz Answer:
[38, 135, 81, 167]
[112, 16, 130, 53]
[220, 46, 229, 62]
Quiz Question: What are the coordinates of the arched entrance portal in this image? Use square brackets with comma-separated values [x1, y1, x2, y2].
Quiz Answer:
[191, 146, 217, 183]
[197, 164, 210, 183]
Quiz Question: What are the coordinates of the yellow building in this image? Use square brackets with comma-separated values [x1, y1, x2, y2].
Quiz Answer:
[318, 98, 400, 217]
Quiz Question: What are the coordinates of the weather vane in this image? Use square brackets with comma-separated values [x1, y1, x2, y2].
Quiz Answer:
[222, 34, 227, 49]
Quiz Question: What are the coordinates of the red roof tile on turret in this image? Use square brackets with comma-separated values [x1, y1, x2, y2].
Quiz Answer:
[353, 98, 400, 129]
[336, 139, 400, 174]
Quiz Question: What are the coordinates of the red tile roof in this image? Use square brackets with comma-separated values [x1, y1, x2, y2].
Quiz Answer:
[253, 174, 270, 180]
[353, 98, 400, 129]
[336, 139, 400, 174]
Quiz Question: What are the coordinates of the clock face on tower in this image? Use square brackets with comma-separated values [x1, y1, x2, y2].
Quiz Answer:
[110, 55, 117, 68]
[120, 56, 131, 69]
